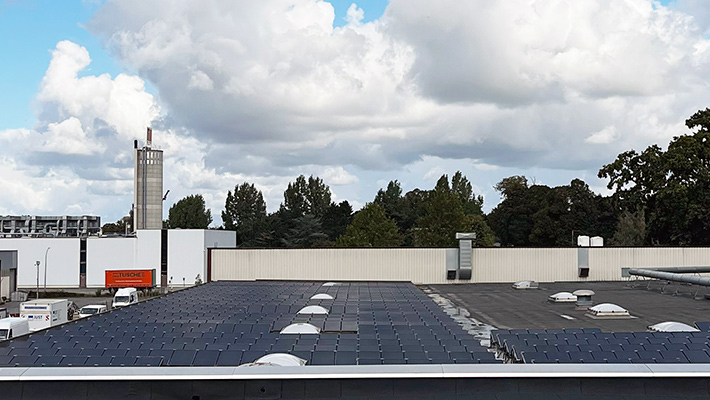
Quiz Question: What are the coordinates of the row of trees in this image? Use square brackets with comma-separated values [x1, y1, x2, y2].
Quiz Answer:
[106, 108, 710, 248]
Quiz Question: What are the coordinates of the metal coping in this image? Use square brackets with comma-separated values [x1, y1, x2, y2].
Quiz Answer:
[3, 364, 710, 381]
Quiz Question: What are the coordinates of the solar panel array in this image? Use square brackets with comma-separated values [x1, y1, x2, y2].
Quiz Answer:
[491, 328, 710, 363]
[0, 281, 499, 367]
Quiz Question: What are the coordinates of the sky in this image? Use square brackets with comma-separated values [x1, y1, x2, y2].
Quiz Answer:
[0, 0, 709, 227]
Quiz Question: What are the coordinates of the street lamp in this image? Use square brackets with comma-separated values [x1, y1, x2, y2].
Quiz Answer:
[44, 247, 51, 294]
[34, 261, 40, 299]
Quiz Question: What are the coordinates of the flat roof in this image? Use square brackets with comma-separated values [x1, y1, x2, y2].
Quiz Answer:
[427, 281, 710, 331]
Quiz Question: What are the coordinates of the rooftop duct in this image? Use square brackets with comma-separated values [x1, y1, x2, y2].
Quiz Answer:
[456, 232, 475, 280]
[629, 268, 710, 287]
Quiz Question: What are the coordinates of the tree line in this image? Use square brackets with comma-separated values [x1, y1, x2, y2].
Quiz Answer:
[104, 109, 710, 247]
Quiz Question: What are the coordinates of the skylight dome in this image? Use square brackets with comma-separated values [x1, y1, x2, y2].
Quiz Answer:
[512, 281, 538, 290]
[322, 282, 340, 287]
[297, 305, 329, 314]
[280, 323, 321, 334]
[589, 303, 629, 316]
[239, 353, 307, 367]
[648, 321, 700, 332]
[310, 293, 334, 300]
[548, 292, 577, 303]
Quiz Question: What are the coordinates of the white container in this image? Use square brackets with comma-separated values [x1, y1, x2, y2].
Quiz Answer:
[20, 299, 68, 332]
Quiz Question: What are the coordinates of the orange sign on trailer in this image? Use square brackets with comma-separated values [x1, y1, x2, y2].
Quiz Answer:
[105, 269, 156, 288]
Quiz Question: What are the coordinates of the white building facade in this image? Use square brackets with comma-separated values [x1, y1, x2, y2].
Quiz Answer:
[0, 229, 235, 295]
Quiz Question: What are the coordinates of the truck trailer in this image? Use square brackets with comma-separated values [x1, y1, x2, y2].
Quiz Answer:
[20, 299, 69, 332]
[105, 269, 156, 289]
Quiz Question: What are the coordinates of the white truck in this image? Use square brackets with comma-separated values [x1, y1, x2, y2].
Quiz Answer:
[20, 299, 69, 332]
[112, 288, 138, 308]
[0, 317, 30, 341]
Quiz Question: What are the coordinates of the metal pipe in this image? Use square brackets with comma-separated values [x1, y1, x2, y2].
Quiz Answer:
[628, 268, 710, 286]
[43, 247, 50, 293]
[643, 266, 710, 274]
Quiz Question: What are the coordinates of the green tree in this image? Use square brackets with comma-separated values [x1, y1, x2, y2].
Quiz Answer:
[321, 201, 353, 242]
[612, 209, 646, 246]
[599, 108, 710, 245]
[222, 183, 267, 246]
[167, 194, 212, 229]
[282, 175, 332, 218]
[280, 215, 329, 248]
[488, 176, 533, 246]
[101, 210, 133, 234]
[414, 191, 470, 247]
[451, 171, 484, 216]
[335, 203, 402, 247]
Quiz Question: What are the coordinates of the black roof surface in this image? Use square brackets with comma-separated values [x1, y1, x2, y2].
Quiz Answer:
[428, 281, 710, 364]
[0, 281, 498, 367]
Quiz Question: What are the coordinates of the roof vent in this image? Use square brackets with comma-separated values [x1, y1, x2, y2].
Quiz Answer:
[573, 289, 595, 307]
[512, 281, 538, 290]
[310, 293, 334, 300]
[280, 323, 321, 334]
[548, 292, 577, 303]
[239, 353, 307, 367]
[297, 305, 329, 314]
[648, 321, 700, 332]
[589, 303, 630, 317]
[322, 282, 340, 287]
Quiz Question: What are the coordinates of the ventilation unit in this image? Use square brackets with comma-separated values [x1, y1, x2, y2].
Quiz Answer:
[573, 289, 595, 307]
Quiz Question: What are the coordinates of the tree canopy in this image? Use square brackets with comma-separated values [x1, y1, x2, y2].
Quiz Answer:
[167, 194, 212, 229]
[222, 182, 267, 246]
[335, 203, 402, 247]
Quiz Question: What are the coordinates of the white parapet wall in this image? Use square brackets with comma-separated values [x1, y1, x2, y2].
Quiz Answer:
[210, 247, 710, 285]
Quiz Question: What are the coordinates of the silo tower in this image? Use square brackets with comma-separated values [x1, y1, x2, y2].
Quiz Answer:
[133, 127, 164, 230]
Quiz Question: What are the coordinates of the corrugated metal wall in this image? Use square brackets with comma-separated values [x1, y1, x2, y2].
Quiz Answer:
[211, 247, 710, 284]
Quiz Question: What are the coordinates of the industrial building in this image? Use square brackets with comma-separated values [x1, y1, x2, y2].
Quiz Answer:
[0, 215, 101, 238]
[0, 229, 235, 298]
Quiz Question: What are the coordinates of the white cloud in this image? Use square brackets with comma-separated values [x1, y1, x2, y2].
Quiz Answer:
[4, 0, 710, 224]
[40, 117, 104, 155]
[322, 166, 359, 185]
[585, 126, 619, 144]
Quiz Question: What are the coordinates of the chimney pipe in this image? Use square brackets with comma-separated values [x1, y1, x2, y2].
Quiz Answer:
[146, 127, 153, 147]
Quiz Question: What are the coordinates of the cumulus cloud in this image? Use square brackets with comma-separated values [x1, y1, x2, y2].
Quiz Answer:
[585, 126, 619, 144]
[4, 0, 710, 222]
[322, 166, 359, 185]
